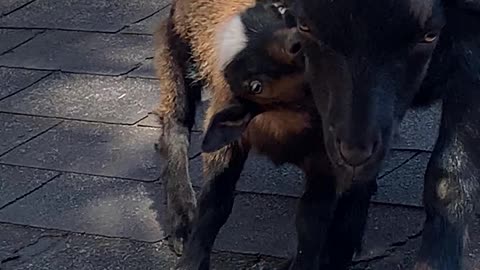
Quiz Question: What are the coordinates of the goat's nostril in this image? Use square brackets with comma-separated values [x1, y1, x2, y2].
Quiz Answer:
[289, 42, 302, 55]
[338, 140, 376, 166]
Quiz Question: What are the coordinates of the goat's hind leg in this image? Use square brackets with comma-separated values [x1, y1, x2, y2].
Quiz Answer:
[415, 93, 480, 270]
[157, 120, 197, 255]
[414, 9, 480, 270]
[153, 19, 201, 255]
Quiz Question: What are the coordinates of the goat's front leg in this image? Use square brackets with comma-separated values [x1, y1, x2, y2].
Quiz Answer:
[320, 180, 376, 270]
[289, 173, 338, 270]
[175, 142, 249, 270]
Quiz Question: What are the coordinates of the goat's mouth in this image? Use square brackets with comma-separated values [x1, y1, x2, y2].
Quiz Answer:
[324, 134, 386, 184]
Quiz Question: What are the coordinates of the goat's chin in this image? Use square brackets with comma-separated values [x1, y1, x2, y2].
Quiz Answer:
[323, 133, 386, 189]
[330, 162, 381, 193]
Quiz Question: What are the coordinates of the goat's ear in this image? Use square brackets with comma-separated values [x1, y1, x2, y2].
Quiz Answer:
[202, 103, 256, 153]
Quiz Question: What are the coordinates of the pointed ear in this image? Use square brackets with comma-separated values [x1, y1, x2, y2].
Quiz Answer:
[202, 102, 257, 153]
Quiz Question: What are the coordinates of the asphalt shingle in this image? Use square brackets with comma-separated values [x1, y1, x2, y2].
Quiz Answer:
[0, 31, 153, 75]
[0, 0, 170, 32]
[0, 73, 158, 124]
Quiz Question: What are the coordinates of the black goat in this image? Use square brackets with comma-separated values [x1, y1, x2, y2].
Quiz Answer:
[272, 0, 480, 269]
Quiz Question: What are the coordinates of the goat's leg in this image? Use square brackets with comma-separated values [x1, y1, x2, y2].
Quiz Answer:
[320, 180, 376, 270]
[176, 142, 249, 270]
[157, 121, 196, 255]
[414, 105, 480, 270]
[153, 19, 201, 255]
[289, 174, 337, 270]
[414, 88, 480, 270]
[414, 8, 480, 270]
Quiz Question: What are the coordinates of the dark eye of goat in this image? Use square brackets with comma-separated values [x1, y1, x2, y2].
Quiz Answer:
[297, 18, 311, 33]
[422, 31, 439, 43]
[249, 80, 263, 94]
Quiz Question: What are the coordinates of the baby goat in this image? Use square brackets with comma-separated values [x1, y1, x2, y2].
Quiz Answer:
[153, 0, 312, 267]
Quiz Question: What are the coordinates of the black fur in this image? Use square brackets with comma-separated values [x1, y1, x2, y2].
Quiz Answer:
[165, 0, 480, 269]
[224, 4, 304, 96]
[288, 0, 480, 269]
[202, 99, 262, 153]
[416, 5, 480, 270]
[176, 142, 250, 270]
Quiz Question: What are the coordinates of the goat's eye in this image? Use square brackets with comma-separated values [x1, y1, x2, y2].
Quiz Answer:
[422, 31, 439, 43]
[249, 80, 263, 94]
[297, 18, 310, 33]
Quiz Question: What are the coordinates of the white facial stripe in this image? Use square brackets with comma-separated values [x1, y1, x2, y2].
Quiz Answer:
[215, 15, 248, 70]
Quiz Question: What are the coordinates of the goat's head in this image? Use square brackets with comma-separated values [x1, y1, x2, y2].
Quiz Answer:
[292, 0, 446, 181]
[203, 1, 308, 152]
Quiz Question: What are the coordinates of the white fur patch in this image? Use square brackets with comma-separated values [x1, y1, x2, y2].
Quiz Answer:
[273, 2, 287, 15]
[215, 15, 248, 70]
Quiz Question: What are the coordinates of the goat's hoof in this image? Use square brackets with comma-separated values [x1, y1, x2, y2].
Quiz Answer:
[168, 229, 188, 256]
[172, 236, 185, 256]
[168, 212, 194, 256]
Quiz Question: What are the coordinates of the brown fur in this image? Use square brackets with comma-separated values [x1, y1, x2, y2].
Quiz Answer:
[247, 110, 311, 145]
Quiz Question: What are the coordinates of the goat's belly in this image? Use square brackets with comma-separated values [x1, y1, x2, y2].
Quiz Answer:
[245, 110, 319, 165]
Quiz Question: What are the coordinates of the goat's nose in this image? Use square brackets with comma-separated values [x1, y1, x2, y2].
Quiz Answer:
[286, 31, 302, 57]
[338, 140, 376, 166]
[287, 40, 302, 57]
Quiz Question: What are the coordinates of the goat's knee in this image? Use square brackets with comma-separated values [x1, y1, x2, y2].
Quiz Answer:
[416, 147, 479, 270]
